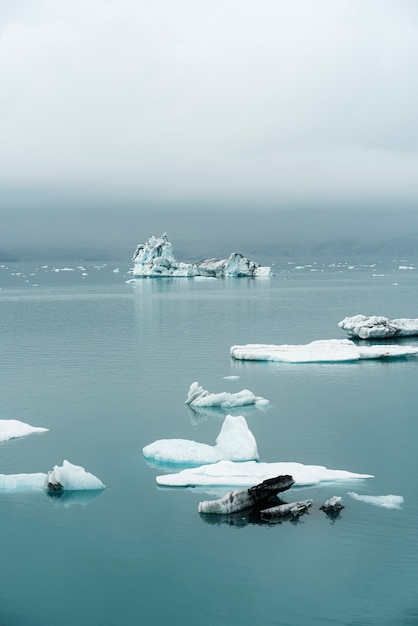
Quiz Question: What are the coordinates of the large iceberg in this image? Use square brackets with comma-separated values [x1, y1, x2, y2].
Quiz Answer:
[339, 315, 418, 339]
[143, 415, 259, 465]
[185, 381, 269, 409]
[132, 233, 271, 278]
[0, 460, 105, 492]
[0, 419, 48, 442]
[156, 459, 374, 487]
[230, 339, 418, 363]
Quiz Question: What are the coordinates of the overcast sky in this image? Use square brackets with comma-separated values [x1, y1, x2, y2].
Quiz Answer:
[1, 1, 418, 248]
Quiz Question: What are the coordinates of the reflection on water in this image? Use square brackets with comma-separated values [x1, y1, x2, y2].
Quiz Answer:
[45, 489, 104, 508]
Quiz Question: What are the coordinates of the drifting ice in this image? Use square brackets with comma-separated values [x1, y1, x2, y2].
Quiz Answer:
[0, 419, 48, 442]
[339, 315, 418, 339]
[347, 492, 404, 509]
[230, 339, 418, 363]
[143, 415, 259, 465]
[0, 460, 105, 492]
[156, 459, 374, 487]
[185, 381, 269, 409]
[132, 233, 271, 278]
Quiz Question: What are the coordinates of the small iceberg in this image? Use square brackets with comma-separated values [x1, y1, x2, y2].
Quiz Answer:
[230, 339, 418, 363]
[347, 492, 404, 509]
[0, 460, 105, 492]
[143, 415, 259, 466]
[156, 460, 374, 488]
[0, 419, 49, 442]
[339, 315, 418, 339]
[132, 233, 271, 278]
[185, 381, 269, 409]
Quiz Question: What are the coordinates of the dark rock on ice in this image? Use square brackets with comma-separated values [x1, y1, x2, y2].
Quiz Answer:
[260, 499, 313, 520]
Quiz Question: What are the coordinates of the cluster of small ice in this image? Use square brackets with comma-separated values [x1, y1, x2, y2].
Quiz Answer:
[230, 339, 418, 363]
[339, 315, 418, 340]
[132, 234, 271, 278]
[185, 381, 269, 409]
[143, 415, 259, 465]
[348, 492, 404, 509]
[0, 419, 48, 443]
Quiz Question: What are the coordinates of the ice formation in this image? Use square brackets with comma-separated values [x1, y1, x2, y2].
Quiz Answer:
[132, 233, 271, 278]
[156, 459, 374, 487]
[230, 339, 418, 363]
[347, 492, 404, 509]
[0, 419, 48, 442]
[0, 460, 105, 492]
[185, 381, 269, 409]
[143, 415, 259, 465]
[339, 315, 418, 339]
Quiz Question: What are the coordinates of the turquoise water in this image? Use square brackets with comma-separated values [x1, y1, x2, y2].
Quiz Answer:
[1, 260, 418, 625]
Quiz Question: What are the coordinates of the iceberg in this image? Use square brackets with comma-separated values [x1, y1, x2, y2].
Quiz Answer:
[0, 419, 48, 442]
[156, 459, 374, 487]
[339, 315, 418, 339]
[185, 381, 269, 409]
[132, 233, 271, 278]
[0, 460, 105, 492]
[230, 339, 418, 363]
[347, 492, 404, 509]
[143, 415, 259, 465]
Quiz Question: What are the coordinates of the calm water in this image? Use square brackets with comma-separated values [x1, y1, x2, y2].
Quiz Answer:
[1, 259, 418, 626]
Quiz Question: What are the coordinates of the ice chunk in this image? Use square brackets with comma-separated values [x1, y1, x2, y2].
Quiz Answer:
[132, 233, 271, 278]
[46, 460, 105, 491]
[347, 492, 404, 509]
[156, 459, 374, 487]
[339, 315, 418, 339]
[230, 339, 418, 363]
[143, 415, 259, 465]
[0, 419, 48, 442]
[0, 473, 47, 491]
[185, 381, 269, 409]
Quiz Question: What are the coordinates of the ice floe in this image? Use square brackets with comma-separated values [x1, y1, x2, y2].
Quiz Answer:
[230, 339, 418, 363]
[156, 460, 374, 487]
[143, 415, 259, 465]
[185, 381, 269, 409]
[0, 419, 49, 443]
[0, 460, 105, 492]
[339, 315, 418, 339]
[132, 233, 271, 278]
[347, 492, 404, 509]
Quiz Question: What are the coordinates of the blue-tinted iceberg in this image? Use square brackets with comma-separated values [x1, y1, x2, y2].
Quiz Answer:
[0, 419, 48, 442]
[132, 233, 271, 278]
[230, 339, 418, 363]
[143, 415, 258, 465]
[0, 460, 105, 492]
[339, 315, 418, 339]
[185, 381, 269, 409]
[156, 459, 374, 488]
[347, 492, 403, 509]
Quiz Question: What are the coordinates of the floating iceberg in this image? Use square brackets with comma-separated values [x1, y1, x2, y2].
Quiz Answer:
[347, 492, 404, 509]
[185, 381, 269, 409]
[0, 460, 105, 492]
[339, 315, 418, 339]
[230, 339, 418, 363]
[0, 419, 48, 442]
[143, 415, 259, 465]
[132, 233, 271, 278]
[156, 459, 374, 488]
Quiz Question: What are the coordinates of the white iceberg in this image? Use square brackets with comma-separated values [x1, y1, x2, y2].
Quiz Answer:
[132, 233, 271, 278]
[230, 339, 418, 363]
[143, 415, 259, 465]
[0, 419, 49, 442]
[339, 315, 418, 339]
[347, 492, 403, 509]
[185, 381, 269, 409]
[0, 473, 47, 491]
[156, 459, 374, 487]
[0, 460, 105, 492]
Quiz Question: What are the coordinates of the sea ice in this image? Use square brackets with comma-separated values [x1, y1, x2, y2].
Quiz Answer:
[0, 460, 105, 492]
[338, 315, 418, 339]
[185, 381, 269, 409]
[230, 339, 418, 363]
[0, 419, 49, 443]
[132, 233, 271, 278]
[156, 459, 374, 487]
[347, 492, 404, 509]
[143, 415, 259, 465]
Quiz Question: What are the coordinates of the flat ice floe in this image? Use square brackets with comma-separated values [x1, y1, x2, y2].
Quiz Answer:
[156, 460, 374, 487]
[143, 415, 258, 465]
[185, 381, 269, 409]
[339, 315, 418, 339]
[347, 492, 404, 509]
[0, 419, 49, 442]
[0, 460, 105, 492]
[230, 339, 418, 363]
